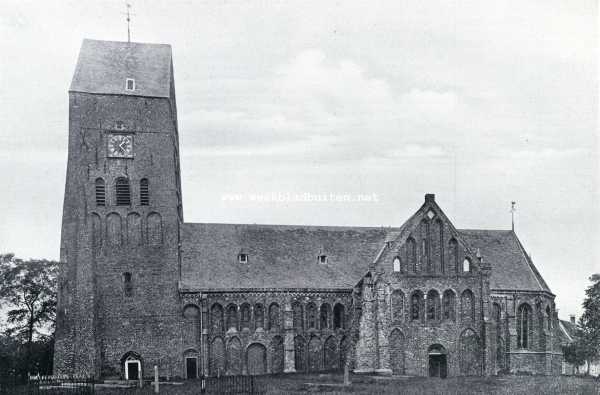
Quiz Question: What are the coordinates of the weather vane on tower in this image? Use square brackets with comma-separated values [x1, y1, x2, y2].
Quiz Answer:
[123, 3, 135, 43]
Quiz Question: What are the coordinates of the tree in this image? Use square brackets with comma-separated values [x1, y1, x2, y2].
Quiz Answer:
[0, 254, 58, 374]
[562, 340, 586, 374]
[578, 273, 600, 375]
[562, 274, 600, 375]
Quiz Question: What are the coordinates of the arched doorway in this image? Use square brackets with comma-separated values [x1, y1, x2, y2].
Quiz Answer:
[246, 343, 267, 375]
[121, 351, 142, 381]
[390, 329, 405, 375]
[428, 344, 448, 378]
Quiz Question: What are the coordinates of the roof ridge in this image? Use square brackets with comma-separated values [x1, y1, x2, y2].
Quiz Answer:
[83, 38, 172, 47]
[183, 222, 399, 230]
[458, 228, 512, 232]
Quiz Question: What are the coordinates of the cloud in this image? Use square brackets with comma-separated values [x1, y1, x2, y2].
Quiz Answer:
[182, 49, 471, 163]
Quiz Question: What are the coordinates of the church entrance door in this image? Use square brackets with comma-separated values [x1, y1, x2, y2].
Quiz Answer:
[427, 344, 448, 378]
[125, 360, 140, 381]
[186, 357, 198, 379]
[428, 355, 447, 378]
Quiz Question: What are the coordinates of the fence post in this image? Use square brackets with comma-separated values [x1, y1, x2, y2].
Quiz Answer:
[154, 365, 159, 393]
[344, 364, 350, 386]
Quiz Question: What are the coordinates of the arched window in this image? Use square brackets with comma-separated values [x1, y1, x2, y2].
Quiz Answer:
[254, 304, 264, 329]
[392, 290, 404, 322]
[123, 272, 133, 297]
[442, 290, 456, 321]
[292, 302, 304, 331]
[407, 237, 417, 272]
[183, 305, 200, 349]
[461, 289, 475, 322]
[411, 291, 424, 321]
[95, 178, 106, 206]
[463, 258, 471, 272]
[240, 303, 251, 330]
[226, 304, 238, 331]
[306, 303, 317, 329]
[393, 257, 401, 272]
[268, 303, 280, 331]
[147, 212, 163, 246]
[333, 303, 345, 329]
[426, 290, 441, 321]
[436, 219, 444, 273]
[115, 177, 131, 206]
[420, 219, 430, 271]
[107, 212, 122, 246]
[140, 178, 149, 206]
[211, 303, 224, 333]
[546, 306, 552, 330]
[449, 238, 459, 273]
[320, 303, 332, 330]
[517, 303, 532, 349]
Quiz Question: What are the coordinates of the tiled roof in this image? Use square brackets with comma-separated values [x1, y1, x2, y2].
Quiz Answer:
[180, 223, 394, 291]
[458, 229, 552, 293]
[70, 39, 172, 98]
[558, 319, 578, 343]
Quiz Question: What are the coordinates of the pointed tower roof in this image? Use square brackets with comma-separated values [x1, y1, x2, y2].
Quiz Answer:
[70, 39, 173, 98]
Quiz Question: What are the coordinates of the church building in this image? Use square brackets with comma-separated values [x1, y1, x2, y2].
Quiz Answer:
[54, 39, 564, 380]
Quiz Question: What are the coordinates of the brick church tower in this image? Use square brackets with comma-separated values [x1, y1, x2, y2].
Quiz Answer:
[54, 39, 183, 377]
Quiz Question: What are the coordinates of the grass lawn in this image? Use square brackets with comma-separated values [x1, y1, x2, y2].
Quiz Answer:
[95, 373, 599, 395]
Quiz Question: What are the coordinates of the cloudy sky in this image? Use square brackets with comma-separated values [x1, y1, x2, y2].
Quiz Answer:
[0, 0, 597, 318]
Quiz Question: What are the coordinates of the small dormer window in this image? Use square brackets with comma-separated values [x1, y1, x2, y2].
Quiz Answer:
[126, 78, 135, 91]
[238, 253, 248, 264]
[318, 255, 328, 264]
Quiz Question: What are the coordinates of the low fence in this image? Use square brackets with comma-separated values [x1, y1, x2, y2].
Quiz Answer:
[202, 374, 267, 394]
[0, 375, 95, 395]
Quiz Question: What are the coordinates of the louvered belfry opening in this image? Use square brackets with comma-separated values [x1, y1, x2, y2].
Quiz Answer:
[140, 178, 149, 206]
[115, 177, 131, 206]
[95, 178, 106, 206]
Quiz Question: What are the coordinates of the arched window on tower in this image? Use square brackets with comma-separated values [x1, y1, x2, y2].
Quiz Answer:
[115, 177, 131, 206]
[546, 306, 552, 330]
[140, 178, 149, 206]
[517, 303, 532, 349]
[393, 256, 401, 272]
[123, 272, 133, 297]
[95, 178, 106, 206]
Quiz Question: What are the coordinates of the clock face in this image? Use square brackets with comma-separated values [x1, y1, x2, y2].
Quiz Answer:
[107, 134, 134, 158]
